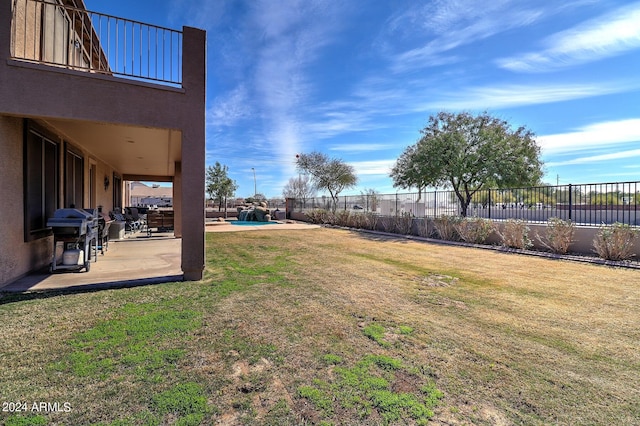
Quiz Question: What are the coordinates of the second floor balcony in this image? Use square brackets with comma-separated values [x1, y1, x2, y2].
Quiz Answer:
[11, 0, 183, 86]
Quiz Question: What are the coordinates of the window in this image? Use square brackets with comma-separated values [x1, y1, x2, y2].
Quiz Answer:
[24, 126, 58, 241]
[65, 146, 84, 208]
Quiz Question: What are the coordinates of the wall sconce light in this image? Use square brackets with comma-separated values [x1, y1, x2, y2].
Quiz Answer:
[104, 175, 110, 191]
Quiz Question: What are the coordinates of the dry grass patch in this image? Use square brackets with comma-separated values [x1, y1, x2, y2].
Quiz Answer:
[1, 227, 639, 425]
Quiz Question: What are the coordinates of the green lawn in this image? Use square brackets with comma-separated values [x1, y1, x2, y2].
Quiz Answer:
[1, 228, 639, 425]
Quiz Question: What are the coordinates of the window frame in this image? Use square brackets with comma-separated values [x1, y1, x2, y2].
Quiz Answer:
[23, 121, 60, 242]
[64, 142, 84, 209]
[112, 174, 123, 211]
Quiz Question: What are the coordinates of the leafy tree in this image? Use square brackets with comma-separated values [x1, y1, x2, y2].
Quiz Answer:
[296, 152, 358, 212]
[390, 111, 543, 216]
[206, 162, 238, 211]
[282, 175, 316, 207]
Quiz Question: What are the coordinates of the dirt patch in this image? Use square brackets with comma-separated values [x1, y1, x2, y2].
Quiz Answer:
[415, 273, 459, 287]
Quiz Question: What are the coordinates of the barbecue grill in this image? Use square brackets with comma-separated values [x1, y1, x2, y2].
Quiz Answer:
[47, 208, 98, 272]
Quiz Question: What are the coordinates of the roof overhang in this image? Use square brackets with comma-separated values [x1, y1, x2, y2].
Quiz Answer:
[41, 118, 182, 179]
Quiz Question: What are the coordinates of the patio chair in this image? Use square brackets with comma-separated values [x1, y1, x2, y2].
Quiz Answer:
[126, 207, 144, 232]
[110, 209, 136, 233]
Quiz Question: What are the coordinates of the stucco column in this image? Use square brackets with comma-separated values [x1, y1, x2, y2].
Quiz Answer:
[180, 27, 206, 281]
[173, 161, 182, 238]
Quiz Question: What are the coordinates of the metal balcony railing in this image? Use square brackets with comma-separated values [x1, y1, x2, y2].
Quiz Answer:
[11, 0, 182, 85]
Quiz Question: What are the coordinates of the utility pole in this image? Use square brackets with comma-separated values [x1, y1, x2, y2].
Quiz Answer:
[251, 167, 257, 197]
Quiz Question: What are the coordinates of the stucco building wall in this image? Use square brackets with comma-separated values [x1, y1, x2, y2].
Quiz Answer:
[0, 0, 206, 286]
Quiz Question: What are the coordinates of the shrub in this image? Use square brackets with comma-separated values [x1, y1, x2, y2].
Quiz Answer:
[305, 209, 331, 224]
[455, 217, 495, 244]
[416, 218, 431, 238]
[536, 218, 575, 254]
[395, 213, 414, 235]
[350, 212, 366, 229]
[499, 219, 532, 249]
[363, 212, 379, 231]
[379, 216, 396, 233]
[334, 210, 351, 227]
[304, 209, 319, 223]
[432, 215, 462, 241]
[593, 222, 639, 261]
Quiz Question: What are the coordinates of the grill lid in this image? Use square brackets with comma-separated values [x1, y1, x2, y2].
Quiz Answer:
[52, 208, 94, 220]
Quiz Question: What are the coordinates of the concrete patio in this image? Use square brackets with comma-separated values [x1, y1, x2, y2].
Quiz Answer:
[1, 233, 182, 293]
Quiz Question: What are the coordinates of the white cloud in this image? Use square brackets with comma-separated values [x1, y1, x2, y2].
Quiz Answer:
[546, 148, 640, 167]
[247, 0, 351, 175]
[421, 82, 636, 110]
[538, 119, 640, 155]
[330, 143, 396, 152]
[497, 2, 640, 72]
[348, 159, 396, 176]
[207, 85, 251, 127]
[387, 0, 544, 72]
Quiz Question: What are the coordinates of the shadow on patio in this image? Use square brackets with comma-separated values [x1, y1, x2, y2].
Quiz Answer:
[0, 234, 182, 294]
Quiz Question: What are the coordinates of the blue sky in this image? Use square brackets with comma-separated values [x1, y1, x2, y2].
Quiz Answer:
[86, 0, 640, 198]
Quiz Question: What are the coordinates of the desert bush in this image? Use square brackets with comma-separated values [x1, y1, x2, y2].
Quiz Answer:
[395, 213, 414, 235]
[432, 215, 462, 241]
[350, 213, 361, 228]
[499, 219, 532, 249]
[308, 210, 380, 231]
[305, 209, 337, 225]
[363, 212, 379, 231]
[416, 218, 430, 238]
[379, 216, 396, 233]
[536, 218, 575, 254]
[355, 212, 376, 230]
[305, 209, 326, 224]
[334, 210, 352, 227]
[592, 222, 639, 261]
[455, 217, 495, 244]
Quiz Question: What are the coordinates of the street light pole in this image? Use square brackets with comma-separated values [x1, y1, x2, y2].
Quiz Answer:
[251, 167, 257, 197]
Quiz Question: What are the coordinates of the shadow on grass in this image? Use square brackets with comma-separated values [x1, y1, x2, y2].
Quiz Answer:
[0, 274, 184, 305]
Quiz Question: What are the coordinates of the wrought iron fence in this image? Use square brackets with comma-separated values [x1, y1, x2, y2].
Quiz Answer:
[292, 181, 640, 227]
[11, 0, 182, 85]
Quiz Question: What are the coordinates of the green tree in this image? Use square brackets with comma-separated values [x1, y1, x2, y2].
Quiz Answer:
[296, 152, 357, 212]
[390, 111, 543, 217]
[206, 162, 238, 212]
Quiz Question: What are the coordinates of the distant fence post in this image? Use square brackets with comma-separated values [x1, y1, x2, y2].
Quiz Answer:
[434, 191, 437, 217]
[568, 184, 573, 221]
[488, 189, 492, 219]
[395, 193, 398, 217]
